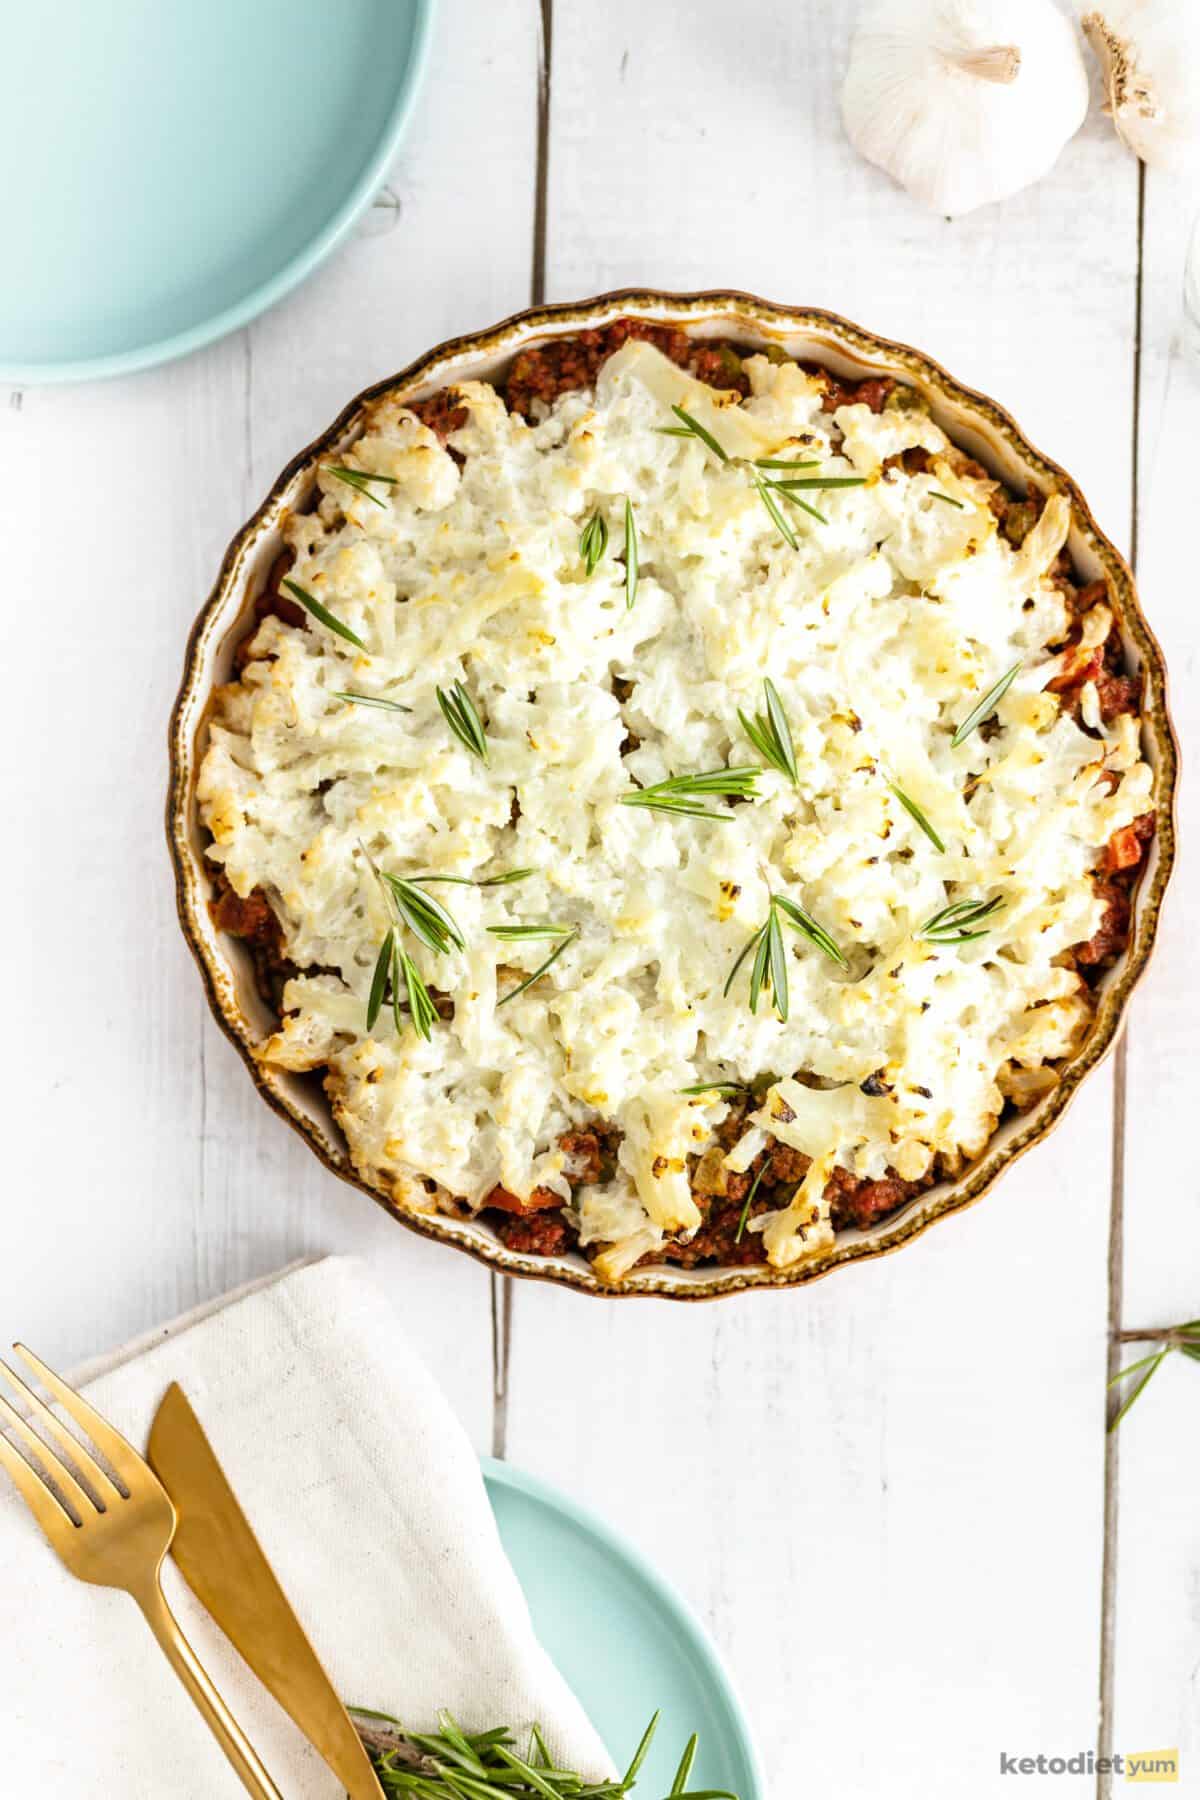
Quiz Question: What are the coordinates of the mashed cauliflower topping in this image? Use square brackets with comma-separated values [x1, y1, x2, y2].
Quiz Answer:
[199, 339, 1153, 1277]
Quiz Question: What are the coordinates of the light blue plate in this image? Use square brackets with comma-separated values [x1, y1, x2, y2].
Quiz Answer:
[484, 1460, 765, 1798]
[0, 0, 435, 384]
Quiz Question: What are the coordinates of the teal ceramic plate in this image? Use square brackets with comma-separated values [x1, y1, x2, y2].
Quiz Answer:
[484, 1460, 765, 1797]
[0, 0, 435, 384]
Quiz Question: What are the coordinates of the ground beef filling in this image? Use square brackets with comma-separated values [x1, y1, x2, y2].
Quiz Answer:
[210, 331, 1155, 1264]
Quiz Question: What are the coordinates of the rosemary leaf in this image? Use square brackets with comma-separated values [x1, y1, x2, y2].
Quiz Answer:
[366, 929, 394, 1030]
[668, 404, 730, 463]
[751, 472, 799, 549]
[771, 486, 828, 526]
[929, 489, 965, 509]
[333, 691, 412, 713]
[951, 661, 1023, 748]
[670, 1735, 699, 1796]
[918, 895, 1004, 944]
[418, 868, 535, 887]
[496, 928, 577, 1007]
[580, 509, 609, 577]
[487, 922, 574, 941]
[889, 783, 946, 853]
[738, 677, 798, 784]
[326, 463, 398, 509]
[735, 1161, 767, 1244]
[437, 680, 489, 763]
[678, 1081, 744, 1097]
[621, 1712, 661, 1789]
[623, 498, 638, 611]
[382, 874, 466, 953]
[772, 893, 848, 967]
[282, 577, 367, 650]
[766, 475, 866, 492]
[1108, 1349, 1168, 1434]
[620, 767, 759, 820]
[752, 455, 820, 470]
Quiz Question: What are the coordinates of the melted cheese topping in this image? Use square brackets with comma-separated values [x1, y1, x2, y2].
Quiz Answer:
[199, 341, 1153, 1275]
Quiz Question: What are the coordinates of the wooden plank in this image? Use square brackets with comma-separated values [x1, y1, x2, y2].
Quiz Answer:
[0, 1, 544, 1449]
[505, 3, 1142, 1790]
[1111, 165, 1200, 1781]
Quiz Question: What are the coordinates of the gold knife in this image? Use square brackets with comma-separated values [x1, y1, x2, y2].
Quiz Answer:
[147, 1382, 384, 1800]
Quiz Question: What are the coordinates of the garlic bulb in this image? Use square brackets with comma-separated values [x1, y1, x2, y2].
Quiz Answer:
[841, 0, 1091, 216]
[1082, 3, 1200, 169]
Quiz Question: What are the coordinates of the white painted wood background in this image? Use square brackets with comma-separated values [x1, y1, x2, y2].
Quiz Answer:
[1, 4, 1195, 1795]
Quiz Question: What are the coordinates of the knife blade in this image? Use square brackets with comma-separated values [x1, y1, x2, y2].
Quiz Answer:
[147, 1381, 383, 1800]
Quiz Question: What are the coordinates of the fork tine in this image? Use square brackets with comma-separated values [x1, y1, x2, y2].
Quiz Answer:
[12, 1344, 145, 1490]
[0, 1392, 91, 1524]
[0, 1357, 117, 1504]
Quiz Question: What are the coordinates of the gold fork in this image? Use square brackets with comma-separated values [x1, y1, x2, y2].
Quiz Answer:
[0, 1344, 283, 1799]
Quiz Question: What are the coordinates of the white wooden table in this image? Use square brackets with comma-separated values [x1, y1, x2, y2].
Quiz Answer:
[3, 6, 1195, 1794]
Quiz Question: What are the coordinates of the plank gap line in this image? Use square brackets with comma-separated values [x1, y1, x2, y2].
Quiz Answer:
[531, 0, 553, 306]
[1095, 156, 1145, 1800]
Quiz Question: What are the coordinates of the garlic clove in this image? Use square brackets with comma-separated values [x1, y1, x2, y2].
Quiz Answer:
[841, 0, 1091, 217]
[1082, 2, 1200, 169]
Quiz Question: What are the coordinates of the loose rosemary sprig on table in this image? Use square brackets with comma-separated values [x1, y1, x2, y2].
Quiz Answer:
[326, 463, 399, 509]
[620, 768, 759, 822]
[917, 895, 1003, 944]
[662, 404, 865, 548]
[1108, 1321, 1200, 1434]
[351, 1707, 740, 1800]
[281, 577, 367, 651]
[738, 678, 798, 784]
[437, 680, 490, 763]
[951, 661, 1023, 748]
[725, 893, 847, 1022]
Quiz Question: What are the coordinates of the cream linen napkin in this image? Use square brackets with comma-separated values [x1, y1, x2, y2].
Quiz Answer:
[3, 1256, 611, 1796]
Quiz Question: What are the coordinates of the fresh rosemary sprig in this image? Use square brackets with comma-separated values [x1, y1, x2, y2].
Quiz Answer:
[888, 783, 945, 853]
[326, 464, 398, 509]
[437, 680, 489, 763]
[623, 499, 638, 610]
[333, 691, 412, 713]
[1108, 1322, 1200, 1434]
[620, 767, 759, 822]
[488, 922, 575, 941]
[662, 404, 865, 547]
[496, 926, 578, 1007]
[361, 850, 461, 1041]
[725, 892, 846, 1022]
[735, 1160, 767, 1244]
[352, 1707, 739, 1800]
[951, 661, 1023, 747]
[738, 677, 798, 784]
[918, 895, 1003, 943]
[282, 577, 366, 651]
[580, 509, 609, 577]
[929, 489, 964, 509]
